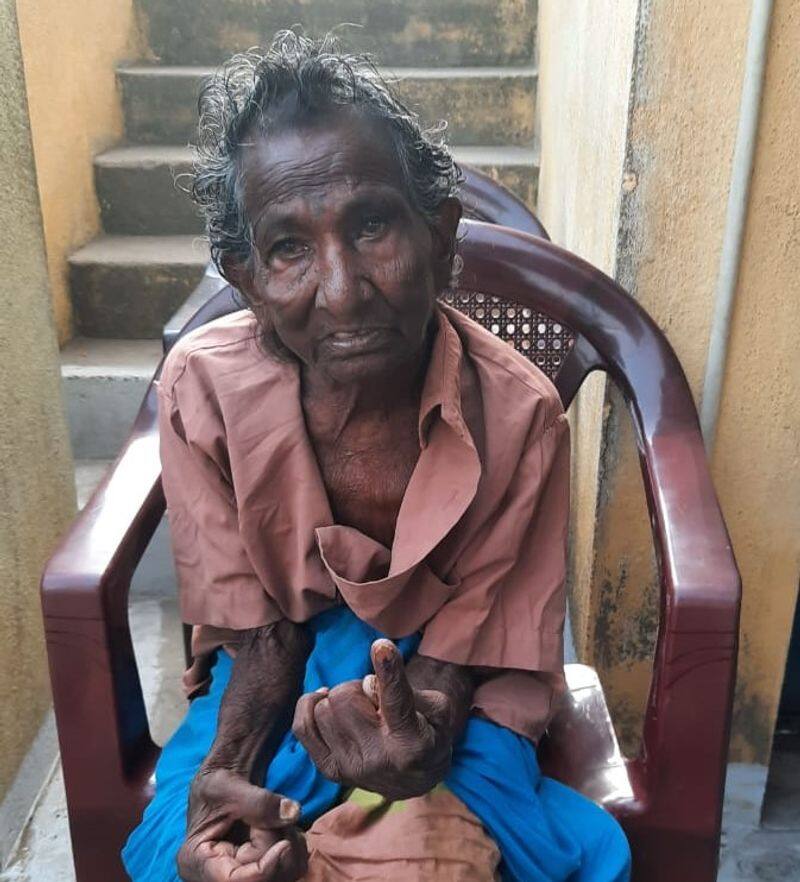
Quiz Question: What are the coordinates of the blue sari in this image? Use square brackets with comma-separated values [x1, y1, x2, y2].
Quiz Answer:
[123, 607, 630, 882]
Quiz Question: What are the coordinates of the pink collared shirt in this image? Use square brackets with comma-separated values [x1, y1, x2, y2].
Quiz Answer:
[158, 304, 569, 741]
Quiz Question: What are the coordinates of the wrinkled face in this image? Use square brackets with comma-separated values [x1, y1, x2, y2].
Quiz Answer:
[231, 112, 461, 385]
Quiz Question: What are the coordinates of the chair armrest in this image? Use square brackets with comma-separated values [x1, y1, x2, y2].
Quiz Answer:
[538, 665, 641, 811]
[633, 416, 741, 836]
[41, 382, 165, 819]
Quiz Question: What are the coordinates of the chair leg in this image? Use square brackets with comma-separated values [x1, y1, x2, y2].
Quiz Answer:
[627, 826, 720, 882]
[69, 802, 147, 882]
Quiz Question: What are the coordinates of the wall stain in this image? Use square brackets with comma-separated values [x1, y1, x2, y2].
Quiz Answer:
[731, 682, 774, 766]
[594, 563, 626, 670]
[730, 632, 776, 765]
[593, 561, 659, 670]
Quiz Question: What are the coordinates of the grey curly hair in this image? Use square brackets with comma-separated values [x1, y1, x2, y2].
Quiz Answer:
[190, 30, 463, 278]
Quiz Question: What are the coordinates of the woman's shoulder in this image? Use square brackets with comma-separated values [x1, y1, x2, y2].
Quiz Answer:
[159, 309, 283, 400]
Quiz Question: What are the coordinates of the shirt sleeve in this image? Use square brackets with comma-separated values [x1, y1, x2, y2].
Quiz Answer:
[158, 376, 283, 633]
[418, 411, 570, 740]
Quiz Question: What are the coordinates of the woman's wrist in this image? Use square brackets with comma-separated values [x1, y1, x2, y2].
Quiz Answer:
[203, 620, 311, 781]
[406, 654, 474, 737]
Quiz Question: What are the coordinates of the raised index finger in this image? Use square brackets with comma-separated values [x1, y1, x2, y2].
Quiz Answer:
[371, 639, 420, 735]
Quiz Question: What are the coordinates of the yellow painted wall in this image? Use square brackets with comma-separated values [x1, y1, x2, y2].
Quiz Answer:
[15, 0, 144, 345]
[713, 0, 800, 763]
[538, 0, 800, 763]
[0, 0, 76, 800]
[536, 0, 638, 657]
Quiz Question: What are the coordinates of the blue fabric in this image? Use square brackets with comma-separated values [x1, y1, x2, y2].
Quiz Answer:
[123, 607, 630, 882]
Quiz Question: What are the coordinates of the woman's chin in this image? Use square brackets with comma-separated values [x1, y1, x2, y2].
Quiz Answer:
[316, 345, 419, 387]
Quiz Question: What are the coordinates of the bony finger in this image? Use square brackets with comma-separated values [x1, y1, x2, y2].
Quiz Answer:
[226, 842, 285, 882]
[370, 639, 419, 733]
[193, 846, 241, 882]
[414, 689, 453, 730]
[291, 691, 328, 738]
[233, 780, 299, 828]
[278, 829, 309, 881]
[252, 839, 293, 880]
[292, 694, 341, 780]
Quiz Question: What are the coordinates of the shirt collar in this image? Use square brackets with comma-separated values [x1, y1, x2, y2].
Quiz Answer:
[418, 305, 469, 448]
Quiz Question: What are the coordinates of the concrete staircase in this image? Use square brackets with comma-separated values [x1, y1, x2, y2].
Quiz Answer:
[62, 0, 540, 461]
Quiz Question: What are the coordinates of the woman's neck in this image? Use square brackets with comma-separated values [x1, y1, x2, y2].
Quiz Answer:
[301, 336, 433, 441]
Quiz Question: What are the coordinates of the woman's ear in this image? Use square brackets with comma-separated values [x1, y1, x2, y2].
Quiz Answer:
[431, 197, 463, 289]
[220, 253, 258, 303]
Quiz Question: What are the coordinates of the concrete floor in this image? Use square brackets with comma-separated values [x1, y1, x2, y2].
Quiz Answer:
[0, 464, 186, 882]
[1, 464, 798, 881]
[717, 741, 800, 881]
[0, 591, 186, 882]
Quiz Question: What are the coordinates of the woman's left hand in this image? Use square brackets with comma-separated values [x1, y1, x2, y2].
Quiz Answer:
[292, 640, 455, 800]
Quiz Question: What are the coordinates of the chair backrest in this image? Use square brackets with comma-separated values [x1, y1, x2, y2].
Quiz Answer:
[459, 164, 550, 239]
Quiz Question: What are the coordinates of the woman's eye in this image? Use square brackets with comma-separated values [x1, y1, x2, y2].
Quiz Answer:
[269, 238, 306, 262]
[359, 214, 388, 238]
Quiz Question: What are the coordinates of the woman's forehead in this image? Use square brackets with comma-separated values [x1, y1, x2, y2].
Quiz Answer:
[240, 115, 407, 212]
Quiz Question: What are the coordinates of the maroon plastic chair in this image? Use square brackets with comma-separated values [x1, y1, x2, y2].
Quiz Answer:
[42, 191, 740, 881]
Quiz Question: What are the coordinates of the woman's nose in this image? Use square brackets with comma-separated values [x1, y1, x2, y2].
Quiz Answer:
[316, 246, 367, 316]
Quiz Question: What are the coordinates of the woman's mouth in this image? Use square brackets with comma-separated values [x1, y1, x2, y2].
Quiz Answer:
[322, 328, 395, 357]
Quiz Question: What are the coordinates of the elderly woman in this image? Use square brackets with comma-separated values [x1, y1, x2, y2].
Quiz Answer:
[123, 33, 630, 882]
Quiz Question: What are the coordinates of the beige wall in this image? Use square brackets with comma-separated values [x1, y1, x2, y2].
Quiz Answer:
[538, 0, 800, 766]
[584, 0, 751, 752]
[713, 0, 800, 762]
[0, 0, 77, 800]
[536, 0, 639, 662]
[16, 0, 144, 345]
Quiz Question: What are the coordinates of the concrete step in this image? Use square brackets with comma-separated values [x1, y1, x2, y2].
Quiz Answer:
[94, 144, 538, 236]
[61, 339, 161, 459]
[95, 146, 197, 235]
[138, 0, 537, 68]
[118, 64, 537, 148]
[455, 145, 539, 208]
[69, 235, 208, 338]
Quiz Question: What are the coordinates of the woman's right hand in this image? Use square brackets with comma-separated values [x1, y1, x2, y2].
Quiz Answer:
[177, 767, 308, 881]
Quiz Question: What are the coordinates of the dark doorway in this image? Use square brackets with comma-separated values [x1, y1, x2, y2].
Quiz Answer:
[761, 581, 800, 829]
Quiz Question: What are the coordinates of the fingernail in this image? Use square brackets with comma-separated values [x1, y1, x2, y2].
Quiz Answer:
[315, 686, 329, 695]
[373, 640, 394, 668]
[280, 798, 300, 821]
[362, 674, 378, 701]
